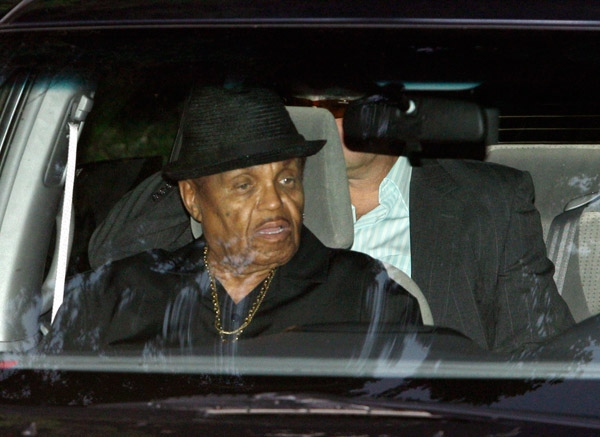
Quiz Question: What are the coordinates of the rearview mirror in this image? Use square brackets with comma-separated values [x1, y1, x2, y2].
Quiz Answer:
[343, 94, 498, 164]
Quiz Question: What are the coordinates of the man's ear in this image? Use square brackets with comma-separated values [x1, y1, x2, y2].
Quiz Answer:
[178, 180, 203, 222]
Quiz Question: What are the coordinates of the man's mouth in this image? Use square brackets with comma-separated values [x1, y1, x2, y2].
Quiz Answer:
[259, 226, 286, 235]
[255, 219, 292, 239]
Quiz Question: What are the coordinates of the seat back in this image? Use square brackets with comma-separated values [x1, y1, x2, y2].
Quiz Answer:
[487, 144, 600, 321]
[546, 194, 600, 322]
[487, 144, 600, 240]
[88, 106, 353, 268]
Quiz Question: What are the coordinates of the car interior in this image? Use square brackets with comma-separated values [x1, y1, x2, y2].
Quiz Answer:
[79, 105, 434, 325]
[75, 94, 600, 336]
[62, 85, 600, 337]
[0, 27, 599, 360]
[3, 72, 600, 353]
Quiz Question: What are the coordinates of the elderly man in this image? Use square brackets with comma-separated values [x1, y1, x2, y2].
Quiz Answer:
[43, 85, 421, 351]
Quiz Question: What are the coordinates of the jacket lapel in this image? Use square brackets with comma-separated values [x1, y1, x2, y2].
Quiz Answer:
[410, 161, 486, 345]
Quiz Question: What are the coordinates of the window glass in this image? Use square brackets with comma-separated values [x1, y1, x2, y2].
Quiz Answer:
[1, 26, 600, 425]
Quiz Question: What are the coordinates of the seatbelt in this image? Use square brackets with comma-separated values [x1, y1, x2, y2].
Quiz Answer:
[547, 207, 582, 294]
[546, 200, 594, 322]
[50, 121, 80, 323]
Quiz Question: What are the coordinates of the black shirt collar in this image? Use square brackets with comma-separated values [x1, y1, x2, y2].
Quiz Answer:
[278, 225, 329, 284]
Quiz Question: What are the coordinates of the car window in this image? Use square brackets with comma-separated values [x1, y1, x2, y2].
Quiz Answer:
[2, 8, 600, 431]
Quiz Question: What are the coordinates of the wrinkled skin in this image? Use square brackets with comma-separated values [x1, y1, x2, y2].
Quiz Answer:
[179, 158, 304, 302]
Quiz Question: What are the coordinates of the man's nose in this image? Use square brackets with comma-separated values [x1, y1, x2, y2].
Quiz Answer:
[258, 182, 283, 210]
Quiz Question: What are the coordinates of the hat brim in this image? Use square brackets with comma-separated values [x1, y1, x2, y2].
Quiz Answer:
[163, 138, 326, 181]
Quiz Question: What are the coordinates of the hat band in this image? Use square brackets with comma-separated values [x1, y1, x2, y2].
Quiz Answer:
[164, 133, 323, 180]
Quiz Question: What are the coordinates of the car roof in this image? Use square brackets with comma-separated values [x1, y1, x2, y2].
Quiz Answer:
[3, 0, 600, 31]
[0, 1, 598, 147]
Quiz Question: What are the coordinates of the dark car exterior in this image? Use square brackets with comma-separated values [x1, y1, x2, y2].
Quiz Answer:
[2, 1, 600, 435]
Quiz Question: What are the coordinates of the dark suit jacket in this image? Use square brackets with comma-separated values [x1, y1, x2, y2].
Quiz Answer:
[87, 159, 575, 351]
[410, 160, 574, 351]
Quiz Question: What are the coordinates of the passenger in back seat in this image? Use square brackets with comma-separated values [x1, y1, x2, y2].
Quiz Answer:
[302, 84, 574, 352]
[295, 82, 574, 350]
[88, 81, 575, 353]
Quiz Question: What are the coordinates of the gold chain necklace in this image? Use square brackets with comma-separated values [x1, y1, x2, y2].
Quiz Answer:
[203, 246, 276, 342]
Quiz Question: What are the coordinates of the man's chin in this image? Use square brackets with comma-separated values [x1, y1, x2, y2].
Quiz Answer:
[254, 241, 299, 268]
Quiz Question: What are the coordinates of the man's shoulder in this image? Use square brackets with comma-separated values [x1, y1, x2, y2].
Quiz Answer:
[327, 246, 388, 279]
[437, 158, 524, 178]
[88, 171, 193, 269]
[295, 226, 384, 278]
[418, 158, 529, 192]
[84, 237, 205, 282]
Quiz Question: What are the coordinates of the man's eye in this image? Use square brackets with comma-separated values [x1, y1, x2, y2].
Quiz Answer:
[280, 177, 296, 186]
[235, 182, 251, 191]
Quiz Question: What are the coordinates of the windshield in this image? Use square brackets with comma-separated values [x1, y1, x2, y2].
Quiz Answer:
[1, 21, 600, 429]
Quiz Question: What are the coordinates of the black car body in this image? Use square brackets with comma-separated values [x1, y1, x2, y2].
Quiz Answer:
[2, 0, 600, 434]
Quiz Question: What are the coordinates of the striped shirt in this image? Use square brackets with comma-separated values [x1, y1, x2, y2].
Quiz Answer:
[351, 157, 412, 276]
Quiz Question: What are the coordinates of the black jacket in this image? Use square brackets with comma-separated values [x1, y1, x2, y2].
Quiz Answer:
[45, 227, 421, 352]
[410, 160, 574, 351]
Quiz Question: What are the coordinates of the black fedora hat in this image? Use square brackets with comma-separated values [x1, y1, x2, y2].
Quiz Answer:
[163, 86, 326, 180]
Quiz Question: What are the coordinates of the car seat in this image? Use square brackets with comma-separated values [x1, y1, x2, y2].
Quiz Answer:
[546, 193, 600, 322]
[487, 144, 600, 322]
[486, 144, 600, 241]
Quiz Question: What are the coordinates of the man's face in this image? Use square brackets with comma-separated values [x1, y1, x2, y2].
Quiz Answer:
[335, 117, 381, 174]
[179, 159, 304, 274]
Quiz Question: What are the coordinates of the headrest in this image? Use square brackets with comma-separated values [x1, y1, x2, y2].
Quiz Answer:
[486, 144, 600, 240]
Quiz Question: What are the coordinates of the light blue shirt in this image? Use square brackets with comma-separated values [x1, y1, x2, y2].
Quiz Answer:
[351, 157, 412, 276]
